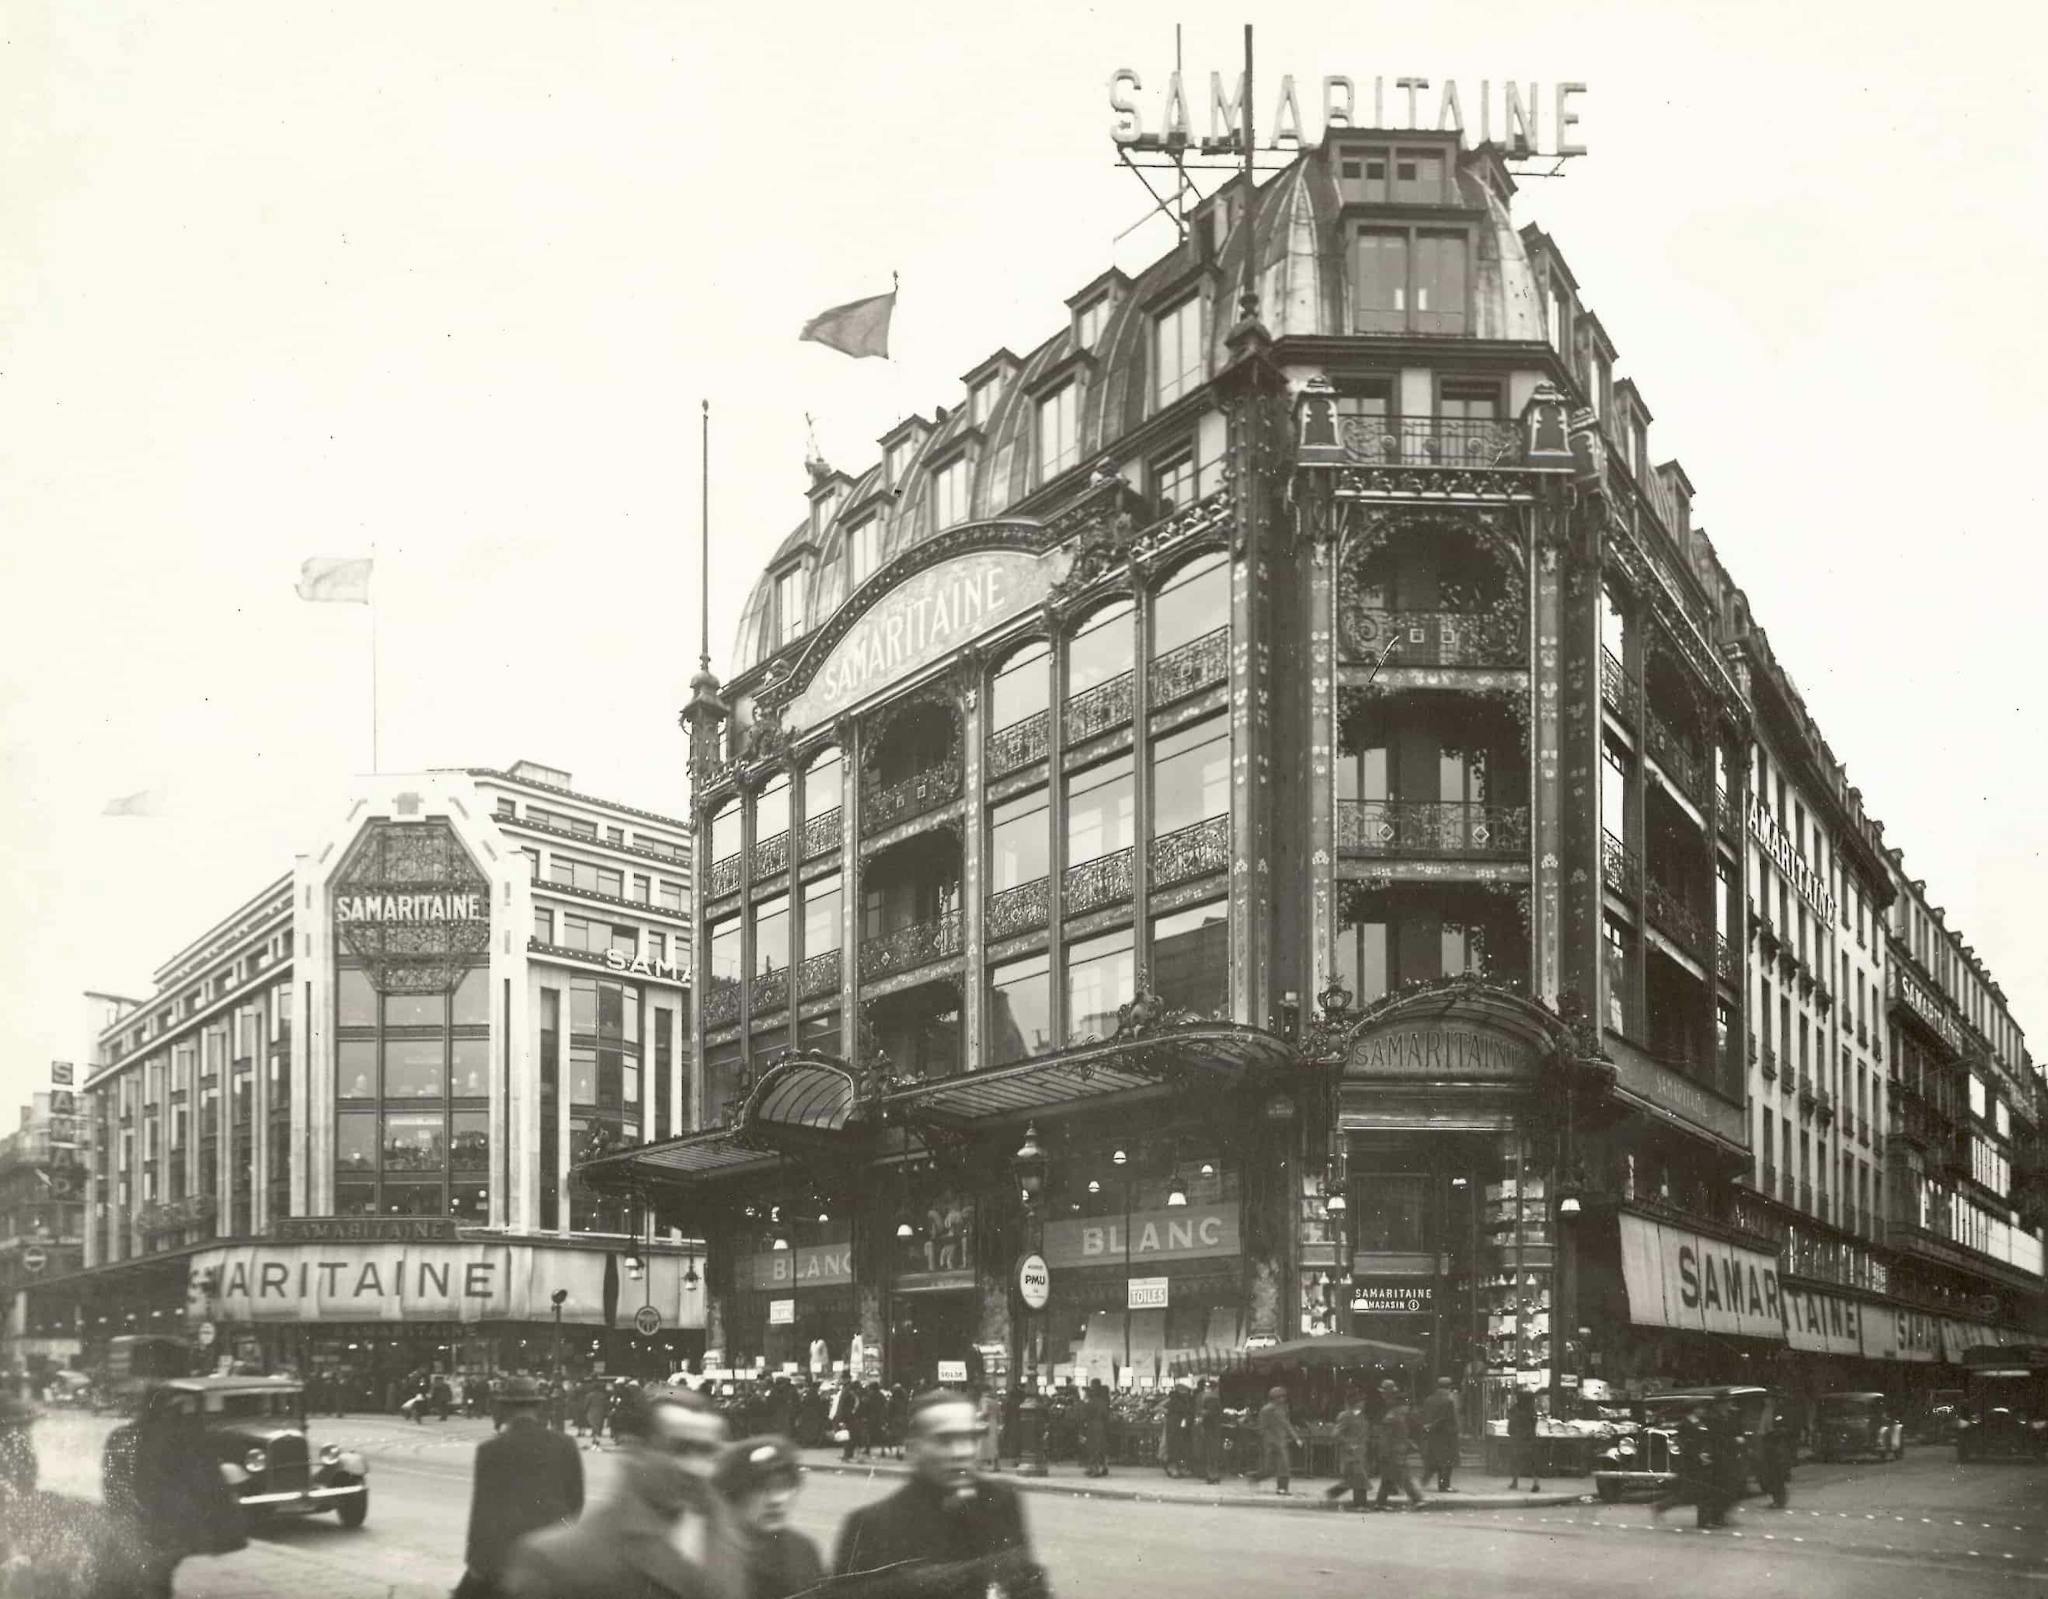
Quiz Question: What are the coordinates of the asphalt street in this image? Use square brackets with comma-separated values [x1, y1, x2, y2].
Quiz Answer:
[22, 1412, 2047, 1598]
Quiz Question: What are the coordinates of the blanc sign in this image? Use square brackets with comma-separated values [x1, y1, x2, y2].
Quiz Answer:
[783, 547, 1071, 730]
[1110, 70, 1588, 158]
[1041, 1205, 1240, 1269]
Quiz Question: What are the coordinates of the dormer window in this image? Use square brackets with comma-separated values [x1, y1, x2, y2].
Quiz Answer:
[932, 457, 970, 531]
[1076, 295, 1108, 352]
[970, 376, 1000, 429]
[1352, 225, 1469, 335]
[774, 564, 808, 649]
[887, 437, 916, 484]
[847, 513, 883, 588]
[1154, 291, 1203, 407]
[1037, 380, 1078, 483]
[1335, 144, 1449, 207]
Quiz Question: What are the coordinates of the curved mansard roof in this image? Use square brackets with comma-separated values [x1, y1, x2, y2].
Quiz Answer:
[731, 144, 1544, 676]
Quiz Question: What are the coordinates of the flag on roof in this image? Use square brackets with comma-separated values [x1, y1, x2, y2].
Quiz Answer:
[295, 556, 373, 604]
[800, 288, 895, 360]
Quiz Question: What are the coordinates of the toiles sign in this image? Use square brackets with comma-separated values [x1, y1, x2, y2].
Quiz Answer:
[330, 817, 491, 994]
[781, 547, 1072, 731]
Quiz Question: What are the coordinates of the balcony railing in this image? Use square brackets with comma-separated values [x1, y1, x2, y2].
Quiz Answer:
[1064, 672, 1135, 745]
[800, 807, 842, 862]
[796, 949, 840, 1002]
[1335, 800, 1530, 859]
[1065, 848, 1135, 916]
[702, 978, 742, 1028]
[1600, 647, 1637, 723]
[1339, 414, 1522, 470]
[1601, 830, 1641, 901]
[1150, 628, 1230, 705]
[1151, 814, 1231, 887]
[860, 760, 963, 838]
[751, 831, 790, 883]
[1715, 932, 1738, 984]
[1815, 1086, 1836, 1125]
[707, 852, 742, 900]
[1344, 608, 1523, 670]
[857, 910, 964, 983]
[986, 711, 1049, 778]
[1644, 711, 1707, 807]
[1646, 878, 1709, 959]
[985, 877, 1050, 942]
[750, 965, 789, 1016]
[1761, 1044, 1777, 1082]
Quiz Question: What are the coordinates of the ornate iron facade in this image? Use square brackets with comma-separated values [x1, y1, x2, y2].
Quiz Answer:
[859, 760, 963, 838]
[1062, 671, 1135, 746]
[1148, 628, 1229, 705]
[856, 910, 964, 983]
[984, 876, 1050, 941]
[1149, 815, 1230, 887]
[1063, 848, 1133, 916]
[1334, 800, 1530, 859]
[985, 711, 1048, 777]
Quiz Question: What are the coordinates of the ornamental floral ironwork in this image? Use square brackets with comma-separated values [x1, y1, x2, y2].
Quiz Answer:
[1334, 800, 1529, 859]
[707, 852, 742, 900]
[859, 760, 963, 838]
[1644, 710, 1706, 806]
[1645, 877, 1709, 958]
[1340, 607, 1521, 670]
[1599, 646, 1638, 724]
[1064, 848, 1134, 916]
[1149, 628, 1229, 705]
[985, 876, 1050, 941]
[857, 909, 964, 983]
[986, 711, 1048, 777]
[1600, 830, 1641, 901]
[1151, 815, 1230, 886]
[1063, 671, 1135, 746]
[1338, 414, 1522, 470]
[751, 830, 790, 883]
[796, 949, 841, 1002]
[751, 965, 789, 1016]
[1715, 932, 1737, 985]
[702, 978, 742, 1028]
[800, 807, 842, 862]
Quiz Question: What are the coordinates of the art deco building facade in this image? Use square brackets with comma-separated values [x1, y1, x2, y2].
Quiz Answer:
[37, 762, 702, 1387]
[587, 130, 2043, 1409]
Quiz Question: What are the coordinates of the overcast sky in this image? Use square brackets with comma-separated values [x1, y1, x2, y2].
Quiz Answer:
[3, 0, 2044, 1113]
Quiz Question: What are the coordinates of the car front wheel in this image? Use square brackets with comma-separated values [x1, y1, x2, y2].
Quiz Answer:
[334, 1484, 368, 1528]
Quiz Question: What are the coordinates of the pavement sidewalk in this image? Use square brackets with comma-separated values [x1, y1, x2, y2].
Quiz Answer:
[795, 1446, 1586, 1513]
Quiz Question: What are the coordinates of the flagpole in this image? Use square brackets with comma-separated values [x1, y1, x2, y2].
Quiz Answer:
[700, 400, 711, 675]
[369, 542, 381, 772]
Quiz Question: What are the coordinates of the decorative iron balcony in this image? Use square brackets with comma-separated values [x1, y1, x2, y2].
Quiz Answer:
[796, 949, 841, 1002]
[750, 965, 789, 1016]
[1150, 628, 1230, 705]
[1335, 800, 1529, 859]
[1815, 1086, 1835, 1125]
[857, 910, 964, 983]
[1644, 711, 1707, 807]
[1065, 848, 1134, 916]
[1339, 414, 1523, 470]
[1600, 830, 1641, 901]
[800, 807, 842, 862]
[1151, 814, 1231, 887]
[1715, 932, 1738, 985]
[1600, 646, 1638, 723]
[1064, 672, 1135, 746]
[1345, 608, 1523, 670]
[1646, 878, 1709, 959]
[751, 831, 790, 884]
[985, 876, 1050, 942]
[702, 979, 742, 1028]
[860, 760, 963, 838]
[707, 852, 742, 900]
[986, 711, 1049, 778]
[1760, 1044, 1777, 1082]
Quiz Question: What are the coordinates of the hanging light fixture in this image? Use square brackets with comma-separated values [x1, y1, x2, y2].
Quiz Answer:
[895, 1218, 914, 1239]
[1087, 1178, 1101, 1195]
[1166, 1172, 1188, 1207]
[1199, 1160, 1216, 1177]
[816, 1206, 830, 1223]
[1112, 1147, 1128, 1166]
[772, 1234, 790, 1251]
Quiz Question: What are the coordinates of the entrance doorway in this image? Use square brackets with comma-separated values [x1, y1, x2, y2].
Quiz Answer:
[888, 1290, 979, 1390]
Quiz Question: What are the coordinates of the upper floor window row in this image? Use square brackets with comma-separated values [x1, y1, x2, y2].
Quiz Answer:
[1353, 225, 1468, 336]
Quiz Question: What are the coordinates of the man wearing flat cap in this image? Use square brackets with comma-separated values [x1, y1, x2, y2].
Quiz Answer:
[716, 1436, 822, 1599]
[460, 1374, 584, 1598]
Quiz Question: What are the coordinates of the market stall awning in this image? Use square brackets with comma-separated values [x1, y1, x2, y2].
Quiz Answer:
[1243, 1333, 1427, 1368]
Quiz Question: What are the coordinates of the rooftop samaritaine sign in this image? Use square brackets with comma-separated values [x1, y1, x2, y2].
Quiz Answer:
[331, 817, 491, 994]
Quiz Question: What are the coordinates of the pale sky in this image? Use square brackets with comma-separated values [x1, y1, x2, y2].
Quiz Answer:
[3, 0, 2044, 1114]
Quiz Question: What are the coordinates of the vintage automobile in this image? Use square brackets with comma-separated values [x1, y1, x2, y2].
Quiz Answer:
[1810, 1392, 1905, 1462]
[1955, 1346, 2048, 1463]
[1591, 1386, 1795, 1507]
[103, 1375, 369, 1526]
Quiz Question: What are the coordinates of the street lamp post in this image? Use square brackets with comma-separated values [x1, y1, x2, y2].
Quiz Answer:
[549, 1288, 568, 1431]
[1113, 1146, 1130, 1382]
[1013, 1123, 1048, 1478]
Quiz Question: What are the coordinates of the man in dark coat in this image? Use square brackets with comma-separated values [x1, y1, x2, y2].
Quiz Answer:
[1419, 1376, 1461, 1492]
[1195, 1380, 1224, 1484]
[1373, 1380, 1424, 1509]
[1248, 1385, 1302, 1495]
[1504, 1385, 1542, 1492]
[504, 1387, 742, 1599]
[830, 1380, 860, 1462]
[461, 1375, 585, 1599]
[1080, 1381, 1110, 1478]
[1326, 1390, 1373, 1510]
[833, 1391, 1046, 1599]
[1162, 1383, 1193, 1477]
[716, 1436, 823, 1599]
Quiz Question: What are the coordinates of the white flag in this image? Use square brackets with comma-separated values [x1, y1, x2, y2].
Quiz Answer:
[296, 556, 373, 604]
[103, 787, 168, 817]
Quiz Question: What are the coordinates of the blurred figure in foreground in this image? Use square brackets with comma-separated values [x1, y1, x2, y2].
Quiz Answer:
[459, 1375, 583, 1599]
[714, 1437, 821, 1599]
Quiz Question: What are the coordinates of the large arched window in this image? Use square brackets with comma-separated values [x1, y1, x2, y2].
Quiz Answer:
[800, 747, 843, 860]
[755, 773, 791, 848]
[1152, 551, 1229, 658]
[708, 801, 743, 896]
[1067, 599, 1134, 696]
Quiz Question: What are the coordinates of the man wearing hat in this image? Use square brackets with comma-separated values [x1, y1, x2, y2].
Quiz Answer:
[715, 1436, 822, 1599]
[1419, 1375, 1461, 1492]
[460, 1374, 584, 1599]
[1247, 1384, 1303, 1496]
[1372, 1380, 1425, 1509]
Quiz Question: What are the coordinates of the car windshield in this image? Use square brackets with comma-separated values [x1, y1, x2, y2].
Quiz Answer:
[1815, 1396, 1874, 1419]
[1964, 1373, 2043, 1417]
[207, 1390, 304, 1422]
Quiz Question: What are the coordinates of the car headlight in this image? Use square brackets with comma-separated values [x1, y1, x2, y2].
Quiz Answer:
[219, 1462, 246, 1486]
[244, 1447, 267, 1473]
[1955, 1420, 1972, 1430]
[1616, 1440, 1636, 1457]
[320, 1444, 341, 1464]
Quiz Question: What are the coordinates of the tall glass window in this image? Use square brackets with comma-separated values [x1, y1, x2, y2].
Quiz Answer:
[989, 790, 1050, 892]
[1152, 900, 1228, 1019]
[988, 953, 1053, 1066]
[1152, 553, 1228, 658]
[802, 874, 842, 957]
[754, 895, 789, 975]
[756, 774, 790, 846]
[1151, 717, 1228, 839]
[803, 748, 843, 820]
[539, 988, 560, 1230]
[1068, 601, 1134, 697]
[990, 641, 1050, 731]
[1037, 381, 1078, 481]
[653, 1007, 674, 1143]
[1065, 929, 1134, 1043]
[1065, 755, 1134, 867]
[1154, 292, 1203, 406]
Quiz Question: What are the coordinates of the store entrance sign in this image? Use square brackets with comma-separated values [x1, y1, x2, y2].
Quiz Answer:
[1346, 1023, 1535, 1081]
[1042, 1205, 1239, 1268]
[1127, 1277, 1169, 1310]
[768, 1300, 795, 1327]
[749, 1243, 853, 1291]
[1618, 1214, 1785, 1344]
[1351, 1282, 1431, 1314]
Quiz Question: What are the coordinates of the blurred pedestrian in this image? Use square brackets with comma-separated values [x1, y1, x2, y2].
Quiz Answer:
[715, 1437, 821, 1599]
[1327, 1389, 1372, 1510]
[459, 1375, 584, 1599]
[830, 1380, 859, 1462]
[833, 1390, 1047, 1599]
[582, 1381, 610, 1449]
[114, 1388, 249, 1598]
[1420, 1375, 1461, 1492]
[1373, 1381, 1424, 1509]
[1163, 1381, 1193, 1478]
[504, 1387, 739, 1599]
[1080, 1380, 1109, 1477]
[1196, 1379, 1224, 1484]
[1249, 1385, 1302, 1495]
[1504, 1386, 1542, 1492]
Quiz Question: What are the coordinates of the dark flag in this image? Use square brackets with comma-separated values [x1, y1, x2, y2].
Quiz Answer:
[800, 288, 895, 359]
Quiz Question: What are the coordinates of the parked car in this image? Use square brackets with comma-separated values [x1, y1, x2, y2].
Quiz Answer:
[1955, 1346, 2048, 1463]
[1592, 1386, 1794, 1507]
[1810, 1392, 1904, 1462]
[104, 1375, 369, 1526]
